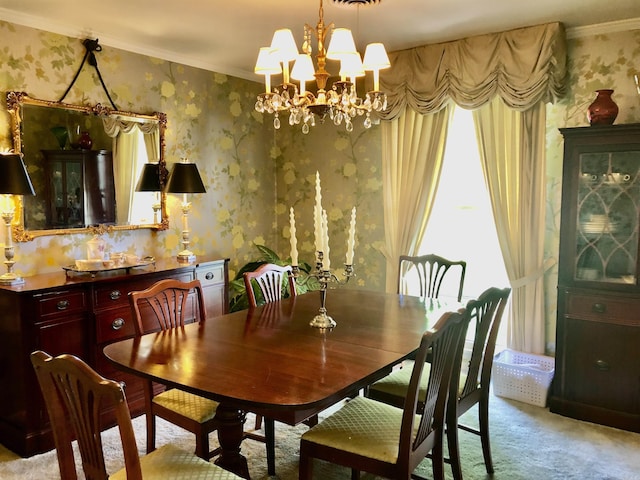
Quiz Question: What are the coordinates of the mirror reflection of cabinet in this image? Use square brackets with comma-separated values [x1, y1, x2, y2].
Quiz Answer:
[42, 150, 116, 228]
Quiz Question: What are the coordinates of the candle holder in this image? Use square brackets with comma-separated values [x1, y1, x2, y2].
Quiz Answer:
[292, 254, 355, 329]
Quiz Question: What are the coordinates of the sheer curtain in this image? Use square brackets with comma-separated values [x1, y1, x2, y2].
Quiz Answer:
[473, 97, 553, 353]
[378, 22, 567, 353]
[381, 106, 451, 293]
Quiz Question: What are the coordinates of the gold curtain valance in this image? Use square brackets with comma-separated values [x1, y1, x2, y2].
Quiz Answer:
[379, 22, 567, 119]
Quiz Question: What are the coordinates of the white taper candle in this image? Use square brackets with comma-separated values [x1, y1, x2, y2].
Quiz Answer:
[314, 172, 323, 256]
[322, 209, 330, 271]
[346, 206, 356, 265]
[289, 207, 298, 266]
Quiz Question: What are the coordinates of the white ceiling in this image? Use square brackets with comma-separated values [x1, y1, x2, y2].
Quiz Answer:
[1, 0, 640, 82]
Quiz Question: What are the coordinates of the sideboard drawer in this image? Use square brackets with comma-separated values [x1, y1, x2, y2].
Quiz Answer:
[35, 290, 87, 319]
[196, 263, 225, 287]
[96, 306, 136, 344]
[93, 273, 193, 309]
[564, 292, 640, 326]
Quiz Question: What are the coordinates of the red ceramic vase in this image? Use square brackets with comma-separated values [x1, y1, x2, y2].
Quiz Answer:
[587, 89, 618, 126]
[78, 131, 93, 150]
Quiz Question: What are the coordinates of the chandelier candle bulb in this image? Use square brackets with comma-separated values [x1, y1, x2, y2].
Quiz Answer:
[289, 207, 298, 267]
[346, 206, 356, 265]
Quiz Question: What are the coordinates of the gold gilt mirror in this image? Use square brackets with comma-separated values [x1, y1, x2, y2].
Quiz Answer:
[6, 91, 169, 241]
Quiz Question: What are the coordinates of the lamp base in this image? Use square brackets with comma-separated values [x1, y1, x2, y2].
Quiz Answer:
[177, 250, 196, 263]
[0, 273, 25, 286]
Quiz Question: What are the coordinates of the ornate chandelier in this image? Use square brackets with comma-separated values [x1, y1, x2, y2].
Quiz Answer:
[254, 0, 390, 134]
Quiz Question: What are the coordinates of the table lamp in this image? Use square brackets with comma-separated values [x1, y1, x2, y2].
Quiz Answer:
[135, 163, 162, 224]
[165, 158, 206, 263]
[0, 154, 36, 285]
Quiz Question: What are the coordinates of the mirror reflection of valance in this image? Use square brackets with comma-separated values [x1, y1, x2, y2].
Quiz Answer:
[379, 22, 567, 119]
[102, 117, 159, 136]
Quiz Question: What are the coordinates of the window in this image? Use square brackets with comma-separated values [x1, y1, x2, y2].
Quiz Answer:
[418, 106, 510, 347]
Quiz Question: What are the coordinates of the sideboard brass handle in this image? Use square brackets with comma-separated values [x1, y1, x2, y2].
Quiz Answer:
[592, 303, 606, 314]
[56, 300, 69, 310]
[111, 318, 125, 330]
[595, 359, 610, 371]
[205, 272, 214, 280]
[109, 290, 122, 300]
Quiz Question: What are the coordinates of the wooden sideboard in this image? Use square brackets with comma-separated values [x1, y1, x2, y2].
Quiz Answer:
[0, 256, 229, 457]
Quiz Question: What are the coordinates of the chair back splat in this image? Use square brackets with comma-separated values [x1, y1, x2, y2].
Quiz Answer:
[398, 253, 466, 302]
[243, 263, 296, 308]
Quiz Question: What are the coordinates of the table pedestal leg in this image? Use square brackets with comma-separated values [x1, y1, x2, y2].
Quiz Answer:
[214, 403, 250, 479]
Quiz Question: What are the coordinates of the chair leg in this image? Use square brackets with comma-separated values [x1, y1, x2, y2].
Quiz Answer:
[298, 444, 312, 480]
[478, 395, 494, 474]
[255, 413, 263, 430]
[431, 438, 446, 480]
[144, 381, 156, 453]
[351, 468, 360, 479]
[446, 410, 463, 480]
[265, 417, 276, 476]
[195, 430, 210, 460]
[146, 412, 156, 453]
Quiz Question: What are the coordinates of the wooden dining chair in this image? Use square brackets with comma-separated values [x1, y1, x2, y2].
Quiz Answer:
[243, 262, 297, 307]
[242, 262, 298, 476]
[398, 253, 467, 301]
[299, 308, 471, 480]
[446, 286, 511, 479]
[30, 350, 241, 480]
[129, 278, 220, 460]
[366, 286, 511, 480]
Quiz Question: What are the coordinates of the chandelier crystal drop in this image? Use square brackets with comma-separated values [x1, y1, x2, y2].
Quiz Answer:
[254, 0, 390, 134]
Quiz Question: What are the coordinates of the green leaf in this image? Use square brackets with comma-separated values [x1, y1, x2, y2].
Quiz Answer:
[255, 244, 281, 263]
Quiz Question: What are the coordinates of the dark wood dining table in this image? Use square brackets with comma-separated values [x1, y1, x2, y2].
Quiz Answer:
[103, 288, 459, 479]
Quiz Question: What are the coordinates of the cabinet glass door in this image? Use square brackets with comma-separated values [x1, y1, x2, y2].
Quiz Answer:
[575, 150, 640, 283]
[49, 159, 84, 227]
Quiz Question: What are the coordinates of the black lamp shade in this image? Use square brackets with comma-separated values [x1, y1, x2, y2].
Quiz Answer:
[165, 162, 206, 194]
[0, 154, 36, 195]
[135, 163, 162, 192]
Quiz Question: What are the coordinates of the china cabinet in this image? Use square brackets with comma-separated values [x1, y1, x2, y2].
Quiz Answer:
[0, 256, 228, 457]
[550, 124, 640, 432]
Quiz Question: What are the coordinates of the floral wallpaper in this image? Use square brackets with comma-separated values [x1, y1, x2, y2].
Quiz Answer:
[0, 19, 639, 353]
[544, 28, 640, 351]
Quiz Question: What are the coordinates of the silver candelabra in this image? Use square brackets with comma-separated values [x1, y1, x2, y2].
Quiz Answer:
[292, 253, 354, 329]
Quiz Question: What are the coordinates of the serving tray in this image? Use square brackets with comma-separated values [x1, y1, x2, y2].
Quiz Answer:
[63, 257, 156, 278]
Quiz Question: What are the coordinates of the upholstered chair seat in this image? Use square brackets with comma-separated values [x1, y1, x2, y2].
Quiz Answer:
[109, 443, 239, 480]
[301, 396, 420, 463]
[153, 389, 219, 423]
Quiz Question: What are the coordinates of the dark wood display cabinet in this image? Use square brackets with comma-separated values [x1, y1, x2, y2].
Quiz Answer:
[550, 124, 640, 433]
[42, 149, 116, 228]
[0, 256, 228, 457]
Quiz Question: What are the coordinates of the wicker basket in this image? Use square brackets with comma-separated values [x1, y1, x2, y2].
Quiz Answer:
[492, 349, 555, 407]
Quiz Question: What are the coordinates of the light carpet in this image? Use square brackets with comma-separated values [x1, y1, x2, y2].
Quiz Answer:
[1, 393, 639, 479]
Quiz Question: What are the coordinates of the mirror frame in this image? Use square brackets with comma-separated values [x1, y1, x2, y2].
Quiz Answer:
[6, 91, 169, 242]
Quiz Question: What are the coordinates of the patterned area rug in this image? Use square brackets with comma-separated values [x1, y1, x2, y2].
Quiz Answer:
[1, 393, 640, 479]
